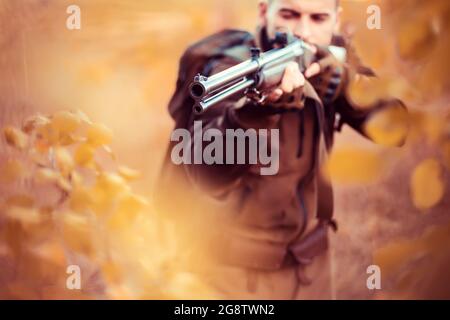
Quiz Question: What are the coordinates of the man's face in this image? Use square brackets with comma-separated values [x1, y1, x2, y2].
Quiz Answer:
[259, 0, 340, 47]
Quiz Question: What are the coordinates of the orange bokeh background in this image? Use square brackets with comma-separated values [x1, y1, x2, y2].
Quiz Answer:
[0, 0, 449, 299]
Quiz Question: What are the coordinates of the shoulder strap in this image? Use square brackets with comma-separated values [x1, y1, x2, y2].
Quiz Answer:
[305, 85, 338, 231]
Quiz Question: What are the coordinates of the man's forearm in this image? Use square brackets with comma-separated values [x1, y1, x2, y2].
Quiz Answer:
[183, 99, 280, 195]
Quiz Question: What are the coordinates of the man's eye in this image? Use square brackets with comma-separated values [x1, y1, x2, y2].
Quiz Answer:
[311, 14, 329, 23]
[279, 11, 298, 20]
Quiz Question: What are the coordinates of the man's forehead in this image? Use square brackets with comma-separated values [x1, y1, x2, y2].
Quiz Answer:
[270, 0, 338, 13]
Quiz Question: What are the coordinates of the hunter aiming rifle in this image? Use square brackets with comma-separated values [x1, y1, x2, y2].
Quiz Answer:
[190, 32, 347, 113]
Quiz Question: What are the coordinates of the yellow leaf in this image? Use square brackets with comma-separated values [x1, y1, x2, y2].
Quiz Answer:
[410, 158, 445, 210]
[34, 136, 51, 154]
[59, 133, 85, 146]
[72, 109, 92, 125]
[56, 176, 72, 193]
[347, 75, 382, 108]
[3, 126, 28, 150]
[107, 193, 148, 230]
[69, 186, 94, 212]
[89, 173, 130, 215]
[74, 144, 95, 166]
[374, 223, 450, 298]
[5, 205, 42, 224]
[54, 147, 75, 176]
[60, 211, 93, 254]
[96, 173, 129, 197]
[70, 171, 84, 187]
[36, 123, 59, 146]
[29, 148, 48, 166]
[35, 168, 60, 184]
[364, 103, 409, 146]
[51, 111, 81, 135]
[118, 166, 141, 181]
[87, 123, 113, 146]
[101, 145, 116, 161]
[29, 241, 67, 267]
[22, 114, 51, 134]
[374, 240, 422, 279]
[88, 185, 110, 216]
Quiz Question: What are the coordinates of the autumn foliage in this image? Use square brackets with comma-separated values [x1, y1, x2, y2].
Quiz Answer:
[0, 111, 216, 299]
[0, 0, 449, 299]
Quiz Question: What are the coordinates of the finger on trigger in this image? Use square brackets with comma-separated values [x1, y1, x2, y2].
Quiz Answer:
[267, 88, 283, 102]
[305, 62, 321, 78]
[289, 63, 305, 89]
[281, 70, 294, 93]
[295, 72, 305, 88]
[281, 77, 294, 93]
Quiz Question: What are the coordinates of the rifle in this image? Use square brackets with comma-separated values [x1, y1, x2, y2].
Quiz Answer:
[190, 33, 347, 114]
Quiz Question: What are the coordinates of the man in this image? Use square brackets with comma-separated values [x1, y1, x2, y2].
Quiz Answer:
[156, 0, 405, 299]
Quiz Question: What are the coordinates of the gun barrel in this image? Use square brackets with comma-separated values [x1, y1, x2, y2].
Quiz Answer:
[193, 77, 255, 114]
[190, 38, 346, 113]
[190, 40, 305, 102]
[190, 59, 260, 100]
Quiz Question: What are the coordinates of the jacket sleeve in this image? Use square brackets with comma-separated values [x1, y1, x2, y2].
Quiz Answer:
[335, 43, 408, 145]
[335, 94, 407, 143]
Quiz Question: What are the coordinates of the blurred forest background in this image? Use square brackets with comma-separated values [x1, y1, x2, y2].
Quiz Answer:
[0, 0, 449, 299]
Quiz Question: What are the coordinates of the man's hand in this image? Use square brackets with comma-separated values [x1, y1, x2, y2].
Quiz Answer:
[266, 61, 321, 103]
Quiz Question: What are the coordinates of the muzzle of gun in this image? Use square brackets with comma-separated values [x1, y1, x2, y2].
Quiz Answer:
[189, 34, 346, 114]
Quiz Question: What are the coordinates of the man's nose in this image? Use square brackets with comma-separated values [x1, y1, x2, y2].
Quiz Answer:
[294, 17, 312, 42]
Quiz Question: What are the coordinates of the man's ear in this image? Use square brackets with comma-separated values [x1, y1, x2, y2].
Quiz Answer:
[334, 6, 343, 33]
[258, 0, 269, 26]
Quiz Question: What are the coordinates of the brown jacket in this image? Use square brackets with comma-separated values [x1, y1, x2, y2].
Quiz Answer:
[155, 27, 404, 271]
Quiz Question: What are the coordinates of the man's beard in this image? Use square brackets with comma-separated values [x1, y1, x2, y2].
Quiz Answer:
[258, 25, 275, 52]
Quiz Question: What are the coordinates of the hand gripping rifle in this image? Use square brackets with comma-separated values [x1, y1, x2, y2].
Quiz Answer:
[189, 33, 347, 114]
